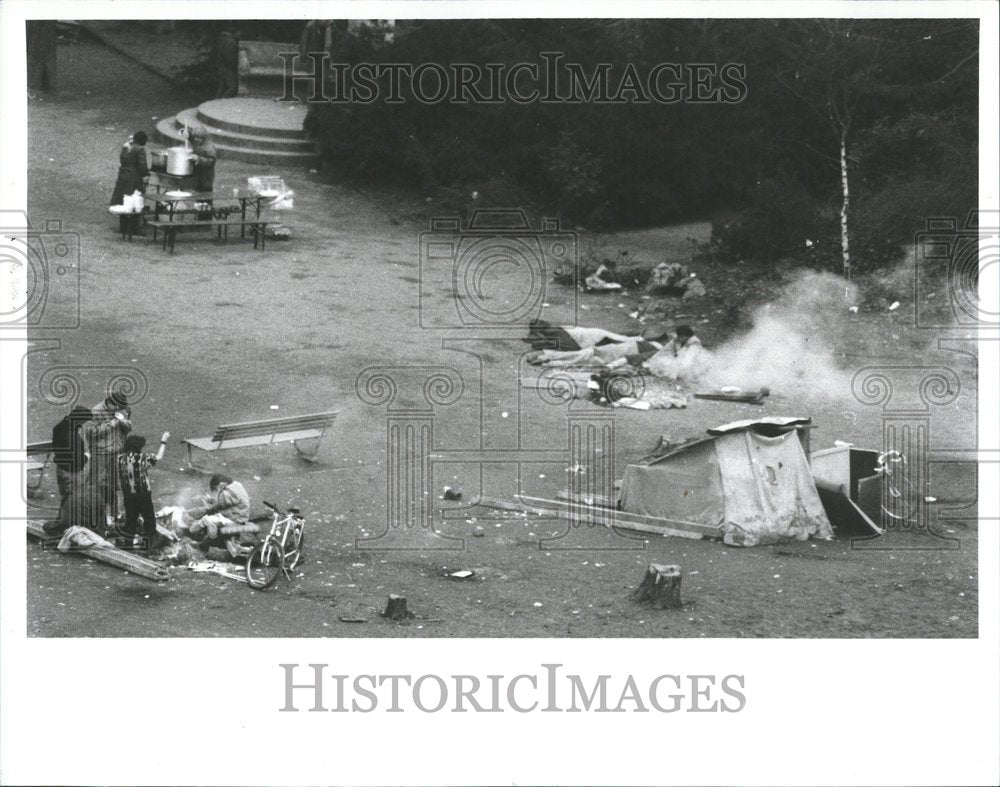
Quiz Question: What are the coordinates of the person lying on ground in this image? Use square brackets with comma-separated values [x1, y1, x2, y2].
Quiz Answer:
[642, 325, 710, 381]
[188, 473, 258, 558]
[116, 431, 169, 547]
[528, 332, 671, 368]
[524, 319, 640, 351]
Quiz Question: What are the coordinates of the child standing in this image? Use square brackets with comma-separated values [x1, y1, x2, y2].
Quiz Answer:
[117, 431, 169, 547]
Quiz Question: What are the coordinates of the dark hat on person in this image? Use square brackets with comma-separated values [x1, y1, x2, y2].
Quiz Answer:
[69, 405, 93, 422]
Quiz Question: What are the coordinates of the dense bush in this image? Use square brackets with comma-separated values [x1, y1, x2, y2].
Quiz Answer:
[168, 19, 978, 271]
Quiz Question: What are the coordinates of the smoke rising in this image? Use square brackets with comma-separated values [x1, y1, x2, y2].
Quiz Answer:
[703, 271, 858, 395]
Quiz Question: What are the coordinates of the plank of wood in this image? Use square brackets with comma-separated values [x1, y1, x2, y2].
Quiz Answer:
[519, 495, 722, 539]
[475, 496, 719, 540]
[27, 520, 170, 581]
[556, 490, 617, 508]
[694, 391, 768, 405]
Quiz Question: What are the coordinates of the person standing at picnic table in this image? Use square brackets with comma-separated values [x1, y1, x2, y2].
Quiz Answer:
[85, 389, 132, 524]
[189, 473, 258, 558]
[110, 131, 149, 207]
[186, 125, 217, 193]
[118, 432, 169, 546]
[110, 131, 149, 236]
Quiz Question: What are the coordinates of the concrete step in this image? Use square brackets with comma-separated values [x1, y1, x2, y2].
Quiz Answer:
[153, 104, 319, 167]
[172, 108, 315, 153]
[196, 97, 310, 140]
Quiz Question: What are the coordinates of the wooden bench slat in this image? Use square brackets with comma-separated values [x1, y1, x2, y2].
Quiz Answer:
[182, 412, 338, 465]
[212, 418, 334, 441]
[186, 429, 324, 452]
[147, 219, 267, 227]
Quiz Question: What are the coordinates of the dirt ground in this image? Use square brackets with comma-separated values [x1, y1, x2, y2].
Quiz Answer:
[23, 37, 979, 638]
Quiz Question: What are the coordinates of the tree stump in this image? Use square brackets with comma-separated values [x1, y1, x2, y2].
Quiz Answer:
[631, 563, 683, 609]
[381, 594, 415, 621]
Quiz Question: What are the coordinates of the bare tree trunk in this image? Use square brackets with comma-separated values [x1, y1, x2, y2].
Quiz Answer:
[839, 129, 852, 295]
[26, 21, 58, 92]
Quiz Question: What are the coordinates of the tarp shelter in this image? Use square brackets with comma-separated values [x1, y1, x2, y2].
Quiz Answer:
[618, 417, 834, 547]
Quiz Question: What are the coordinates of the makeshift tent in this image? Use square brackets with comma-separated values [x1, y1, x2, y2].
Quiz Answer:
[618, 417, 834, 547]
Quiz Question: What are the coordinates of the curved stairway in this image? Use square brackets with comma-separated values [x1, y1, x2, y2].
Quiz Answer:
[153, 97, 318, 167]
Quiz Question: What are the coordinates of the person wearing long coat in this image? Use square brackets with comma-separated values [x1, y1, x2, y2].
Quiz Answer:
[110, 131, 149, 206]
[187, 127, 217, 193]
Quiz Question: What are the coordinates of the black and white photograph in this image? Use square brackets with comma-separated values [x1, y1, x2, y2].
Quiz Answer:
[1, 1, 997, 784]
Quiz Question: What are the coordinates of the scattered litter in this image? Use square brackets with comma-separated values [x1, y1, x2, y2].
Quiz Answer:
[269, 405, 280, 410]
[888, 301, 900, 311]
[339, 615, 367, 623]
[848, 305, 859, 313]
[449, 570, 475, 579]
[533, 602, 543, 607]
[924, 496, 937, 503]
[501, 411, 509, 418]
[442, 486, 462, 501]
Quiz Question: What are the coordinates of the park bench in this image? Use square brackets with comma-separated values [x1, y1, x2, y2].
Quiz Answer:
[25, 440, 54, 494]
[182, 411, 339, 470]
[147, 218, 270, 252]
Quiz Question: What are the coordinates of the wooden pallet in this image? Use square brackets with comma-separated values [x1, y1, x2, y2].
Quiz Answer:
[27, 520, 170, 581]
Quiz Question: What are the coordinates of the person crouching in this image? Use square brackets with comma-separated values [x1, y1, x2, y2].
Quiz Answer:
[117, 431, 169, 547]
[189, 474, 258, 558]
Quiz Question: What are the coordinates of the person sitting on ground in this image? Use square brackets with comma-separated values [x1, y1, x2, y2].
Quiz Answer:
[643, 325, 710, 381]
[188, 473, 258, 558]
[117, 431, 170, 548]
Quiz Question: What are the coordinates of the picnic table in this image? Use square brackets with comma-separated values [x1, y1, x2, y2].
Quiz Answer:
[146, 189, 267, 225]
[144, 190, 272, 251]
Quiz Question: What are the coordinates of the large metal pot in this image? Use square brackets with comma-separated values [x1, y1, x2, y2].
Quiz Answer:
[166, 146, 194, 176]
[149, 148, 168, 172]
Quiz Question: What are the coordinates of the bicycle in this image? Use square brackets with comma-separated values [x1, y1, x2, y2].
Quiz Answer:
[245, 500, 305, 590]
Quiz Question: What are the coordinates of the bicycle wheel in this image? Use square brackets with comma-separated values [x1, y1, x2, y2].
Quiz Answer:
[246, 539, 284, 590]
